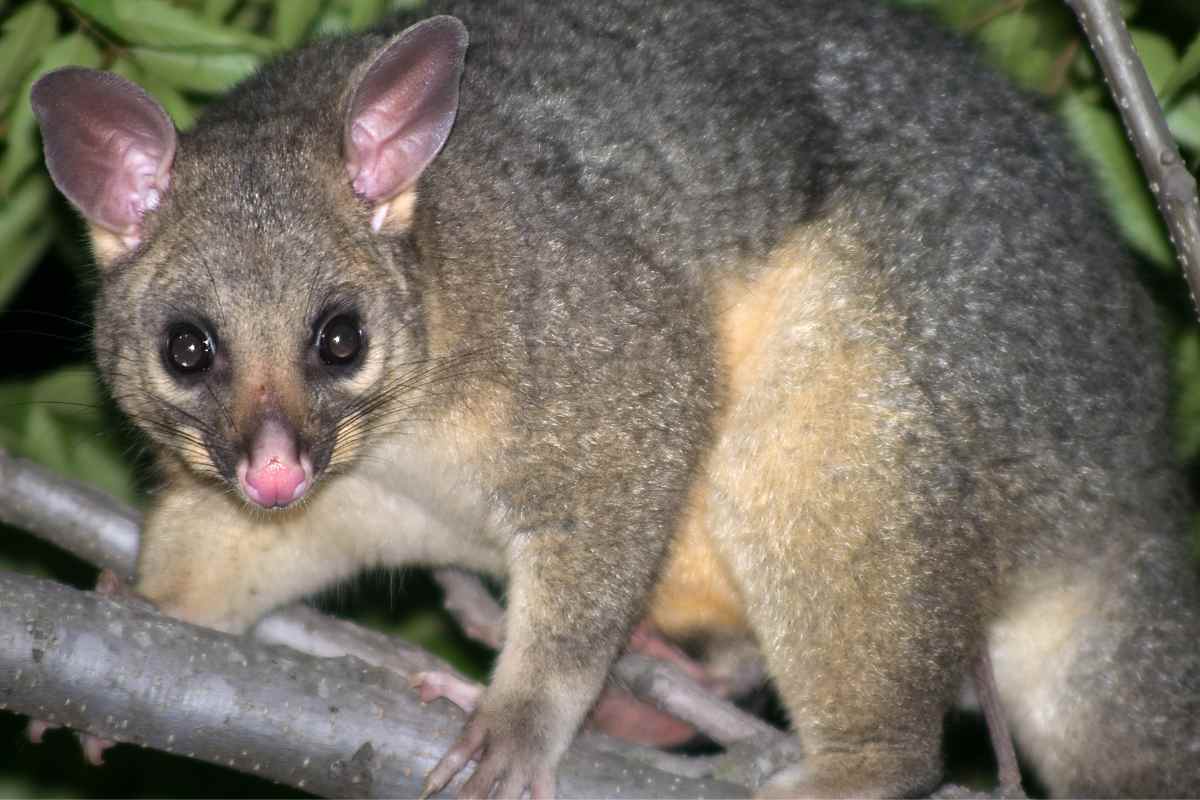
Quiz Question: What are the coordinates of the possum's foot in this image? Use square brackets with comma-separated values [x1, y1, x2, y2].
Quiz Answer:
[588, 687, 696, 746]
[412, 669, 697, 747]
[25, 570, 145, 766]
[24, 720, 115, 766]
[629, 622, 710, 683]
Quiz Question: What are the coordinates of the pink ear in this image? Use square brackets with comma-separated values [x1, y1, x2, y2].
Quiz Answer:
[31, 68, 176, 236]
[345, 16, 468, 202]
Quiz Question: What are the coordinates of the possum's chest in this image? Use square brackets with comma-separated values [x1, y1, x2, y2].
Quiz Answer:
[324, 434, 510, 576]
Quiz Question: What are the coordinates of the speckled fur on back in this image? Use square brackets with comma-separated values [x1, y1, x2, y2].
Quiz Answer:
[38, 0, 1200, 796]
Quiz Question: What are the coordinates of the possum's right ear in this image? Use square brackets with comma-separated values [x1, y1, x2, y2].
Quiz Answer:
[344, 16, 467, 232]
[31, 68, 176, 264]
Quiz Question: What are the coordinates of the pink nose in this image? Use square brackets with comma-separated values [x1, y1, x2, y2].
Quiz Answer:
[243, 457, 308, 508]
[236, 417, 312, 509]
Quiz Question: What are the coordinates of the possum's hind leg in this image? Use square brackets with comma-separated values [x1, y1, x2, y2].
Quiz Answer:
[704, 227, 990, 797]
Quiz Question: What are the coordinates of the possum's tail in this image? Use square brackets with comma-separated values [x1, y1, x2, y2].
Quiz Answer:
[989, 526, 1200, 797]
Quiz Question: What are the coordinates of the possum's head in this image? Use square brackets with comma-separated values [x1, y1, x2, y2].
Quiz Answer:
[31, 17, 468, 509]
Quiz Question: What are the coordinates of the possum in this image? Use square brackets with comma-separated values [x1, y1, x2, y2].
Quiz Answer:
[31, 0, 1200, 796]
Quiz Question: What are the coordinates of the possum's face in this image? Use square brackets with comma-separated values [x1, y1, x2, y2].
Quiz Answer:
[31, 18, 468, 508]
[89, 165, 425, 508]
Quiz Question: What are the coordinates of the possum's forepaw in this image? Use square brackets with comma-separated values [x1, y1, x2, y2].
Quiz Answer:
[411, 670, 484, 712]
[422, 693, 558, 799]
[78, 733, 116, 766]
[588, 686, 696, 746]
[23, 570, 143, 767]
[25, 720, 116, 766]
[26, 718, 56, 745]
[95, 568, 158, 614]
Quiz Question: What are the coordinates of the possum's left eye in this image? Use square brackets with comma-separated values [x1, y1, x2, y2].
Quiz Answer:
[317, 312, 363, 366]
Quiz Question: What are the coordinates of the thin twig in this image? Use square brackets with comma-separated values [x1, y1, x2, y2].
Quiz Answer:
[431, 566, 780, 745]
[1066, 0, 1200, 317]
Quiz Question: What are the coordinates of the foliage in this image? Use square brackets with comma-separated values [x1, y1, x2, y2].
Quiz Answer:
[0, 0, 1198, 796]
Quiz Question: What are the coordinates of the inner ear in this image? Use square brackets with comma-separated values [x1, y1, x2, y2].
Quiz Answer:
[344, 15, 468, 212]
[31, 67, 176, 253]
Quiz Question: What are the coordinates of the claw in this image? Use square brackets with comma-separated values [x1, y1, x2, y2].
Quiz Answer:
[27, 720, 115, 766]
[80, 733, 115, 766]
[424, 738, 480, 800]
[423, 725, 484, 798]
[26, 719, 57, 744]
[531, 768, 556, 800]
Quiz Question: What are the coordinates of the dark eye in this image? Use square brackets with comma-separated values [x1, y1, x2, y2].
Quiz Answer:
[318, 313, 363, 366]
[166, 323, 214, 374]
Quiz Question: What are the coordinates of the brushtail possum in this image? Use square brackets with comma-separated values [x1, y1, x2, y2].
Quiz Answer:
[31, 0, 1200, 796]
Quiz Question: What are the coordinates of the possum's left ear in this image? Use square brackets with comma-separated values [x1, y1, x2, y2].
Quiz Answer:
[344, 15, 467, 223]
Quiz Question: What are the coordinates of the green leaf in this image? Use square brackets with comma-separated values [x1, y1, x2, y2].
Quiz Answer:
[0, 175, 53, 309]
[0, 367, 137, 504]
[203, 0, 239, 23]
[1117, 0, 1141, 19]
[108, 57, 198, 131]
[0, 1, 57, 108]
[274, 0, 324, 47]
[137, 71, 198, 131]
[1175, 329, 1200, 461]
[924, 0, 999, 29]
[65, 0, 278, 55]
[1166, 91, 1200, 153]
[972, 4, 1077, 93]
[1161, 31, 1200, 100]
[1060, 93, 1174, 267]
[1129, 29, 1177, 95]
[348, 0, 387, 30]
[0, 227, 52, 313]
[130, 47, 260, 93]
[0, 32, 103, 194]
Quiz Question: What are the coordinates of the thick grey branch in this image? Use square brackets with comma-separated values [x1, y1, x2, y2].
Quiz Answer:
[0, 448, 140, 578]
[0, 449, 757, 793]
[1066, 0, 1200, 315]
[0, 447, 778, 753]
[0, 449, 998, 797]
[0, 570, 745, 798]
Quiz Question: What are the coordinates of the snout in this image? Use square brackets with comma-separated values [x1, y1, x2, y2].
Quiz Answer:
[236, 416, 313, 508]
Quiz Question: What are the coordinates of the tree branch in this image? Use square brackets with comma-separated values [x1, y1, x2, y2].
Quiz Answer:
[0, 446, 140, 578]
[0, 445, 781, 753]
[0, 449, 999, 797]
[0, 569, 745, 798]
[1065, 0, 1200, 316]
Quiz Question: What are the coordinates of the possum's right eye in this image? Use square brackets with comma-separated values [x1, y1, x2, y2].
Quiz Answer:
[165, 323, 215, 375]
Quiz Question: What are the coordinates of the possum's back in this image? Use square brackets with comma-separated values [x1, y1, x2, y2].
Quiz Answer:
[201, 0, 1182, 551]
[417, 0, 1182, 552]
